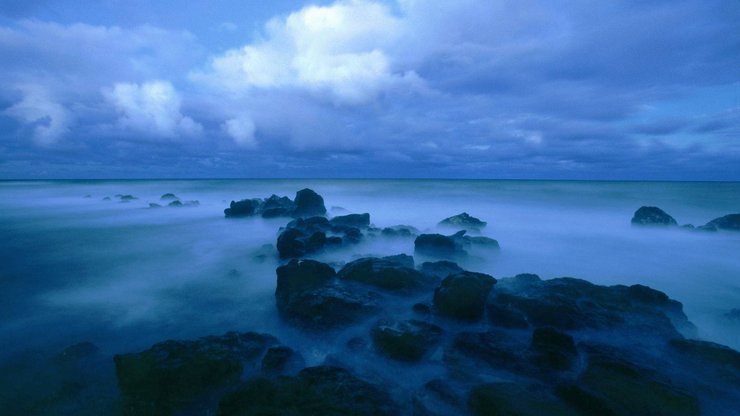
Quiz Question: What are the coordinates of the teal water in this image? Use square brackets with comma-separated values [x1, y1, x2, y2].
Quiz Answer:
[1, 179, 739, 413]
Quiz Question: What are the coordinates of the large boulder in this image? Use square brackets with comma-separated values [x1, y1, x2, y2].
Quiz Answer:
[704, 213, 740, 231]
[439, 212, 487, 231]
[114, 332, 277, 415]
[218, 366, 399, 416]
[292, 188, 326, 218]
[337, 255, 430, 293]
[631, 206, 678, 226]
[433, 271, 496, 321]
[371, 319, 444, 361]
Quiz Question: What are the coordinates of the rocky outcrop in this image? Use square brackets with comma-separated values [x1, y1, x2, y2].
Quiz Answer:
[224, 188, 326, 219]
[439, 212, 487, 231]
[276, 215, 372, 259]
[704, 213, 740, 231]
[631, 206, 678, 226]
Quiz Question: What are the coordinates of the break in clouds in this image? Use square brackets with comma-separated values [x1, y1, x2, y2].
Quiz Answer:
[0, 0, 739, 178]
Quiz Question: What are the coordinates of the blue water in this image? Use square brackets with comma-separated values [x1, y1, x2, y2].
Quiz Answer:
[1, 179, 739, 413]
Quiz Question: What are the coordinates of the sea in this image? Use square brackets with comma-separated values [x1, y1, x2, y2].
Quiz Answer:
[1, 179, 739, 414]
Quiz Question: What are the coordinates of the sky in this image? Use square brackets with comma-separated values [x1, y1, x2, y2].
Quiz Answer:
[0, 0, 738, 180]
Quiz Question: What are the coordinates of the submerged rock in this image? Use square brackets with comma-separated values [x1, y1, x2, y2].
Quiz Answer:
[381, 225, 419, 238]
[704, 213, 740, 231]
[118, 194, 137, 202]
[148, 203, 162, 208]
[415, 231, 499, 259]
[292, 188, 326, 218]
[337, 255, 430, 293]
[330, 213, 370, 228]
[160, 193, 178, 200]
[114, 331, 277, 415]
[433, 271, 496, 321]
[371, 319, 444, 361]
[631, 206, 678, 226]
[218, 366, 399, 416]
[439, 212, 487, 231]
[224, 198, 261, 217]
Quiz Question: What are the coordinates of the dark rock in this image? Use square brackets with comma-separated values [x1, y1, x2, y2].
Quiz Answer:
[277, 216, 366, 259]
[415, 233, 458, 258]
[420, 261, 464, 279]
[487, 274, 692, 338]
[276, 228, 326, 259]
[118, 195, 137, 202]
[381, 225, 419, 237]
[577, 355, 700, 416]
[487, 303, 529, 329]
[433, 271, 496, 321]
[696, 224, 718, 232]
[330, 213, 370, 228]
[439, 212, 487, 230]
[278, 284, 380, 329]
[704, 213, 740, 231]
[338, 256, 429, 293]
[469, 382, 574, 416]
[261, 346, 303, 374]
[530, 327, 578, 371]
[631, 206, 678, 226]
[275, 259, 336, 309]
[160, 193, 178, 200]
[54, 342, 99, 363]
[224, 199, 261, 217]
[554, 383, 616, 416]
[261, 194, 294, 217]
[114, 331, 277, 415]
[102, 196, 111, 201]
[218, 366, 398, 416]
[167, 200, 182, 207]
[148, 203, 162, 208]
[292, 188, 326, 218]
[668, 339, 740, 371]
[371, 319, 443, 361]
[444, 330, 532, 378]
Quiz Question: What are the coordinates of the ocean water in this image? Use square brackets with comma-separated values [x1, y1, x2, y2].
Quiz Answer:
[1, 179, 739, 413]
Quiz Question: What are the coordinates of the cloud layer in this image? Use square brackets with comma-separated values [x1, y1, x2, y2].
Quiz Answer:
[0, 0, 738, 179]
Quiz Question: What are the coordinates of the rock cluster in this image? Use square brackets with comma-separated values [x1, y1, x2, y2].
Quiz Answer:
[225, 188, 326, 218]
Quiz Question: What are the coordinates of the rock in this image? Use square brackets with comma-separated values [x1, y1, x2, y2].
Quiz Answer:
[148, 203, 162, 208]
[415, 233, 460, 258]
[224, 199, 261, 217]
[275, 259, 336, 307]
[371, 319, 444, 361]
[487, 303, 530, 329]
[576, 354, 700, 416]
[261, 346, 304, 374]
[668, 339, 740, 371]
[277, 216, 369, 259]
[118, 195, 137, 202]
[114, 331, 277, 415]
[420, 261, 464, 279]
[337, 256, 429, 293]
[167, 200, 182, 207]
[433, 271, 496, 321]
[292, 188, 326, 218]
[631, 206, 678, 226]
[725, 308, 740, 321]
[381, 225, 418, 237]
[54, 342, 99, 363]
[413, 303, 432, 314]
[102, 196, 111, 201]
[530, 327, 578, 371]
[330, 213, 370, 228]
[218, 366, 398, 416]
[704, 213, 740, 231]
[439, 212, 487, 231]
[444, 330, 532, 378]
[260, 195, 295, 218]
[487, 274, 692, 339]
[160, 193, 178, 200]
[469, 382, 574, 416]
[276, 228, 326, 259]
[277, 269, 380, 329]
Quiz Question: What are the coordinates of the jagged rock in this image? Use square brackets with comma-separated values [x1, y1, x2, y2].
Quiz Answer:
[218, 366, 399, 416]
[330, 213, 370, 228]
[487, 274, 693, 338]
[439, 212, 487, 231]
[292, 188, 326, 218]
[530, 327, 578, 371]
[114, 332, 277, 415]
[260, 195, 295, 218]
[704, 213, 740, 231]
[224, 199, 261, 217]
[371, 319, 444, 361]
[469, 382, 574, 416]
[434, 271, 496, 321]
[338, 255, 430, 293]
[276, 227, 327, 259]
[160, 193, 178, 200]
[631, 206, 678, 226]
[381, 225, 419, 237]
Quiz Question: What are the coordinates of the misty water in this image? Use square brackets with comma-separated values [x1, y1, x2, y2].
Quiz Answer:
[1, 179, 739, 414]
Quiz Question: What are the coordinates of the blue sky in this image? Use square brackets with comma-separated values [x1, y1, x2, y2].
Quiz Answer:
[0, 0, 738, 179]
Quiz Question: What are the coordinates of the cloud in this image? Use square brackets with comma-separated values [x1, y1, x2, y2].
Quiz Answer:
[222, 115, 257, 148]
[193, 0, 422, 104]
[3, 85, 70, 145]
[103, 81, 202, 138]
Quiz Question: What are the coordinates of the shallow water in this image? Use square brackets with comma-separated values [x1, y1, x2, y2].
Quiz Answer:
[1, 179, 739, 413]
